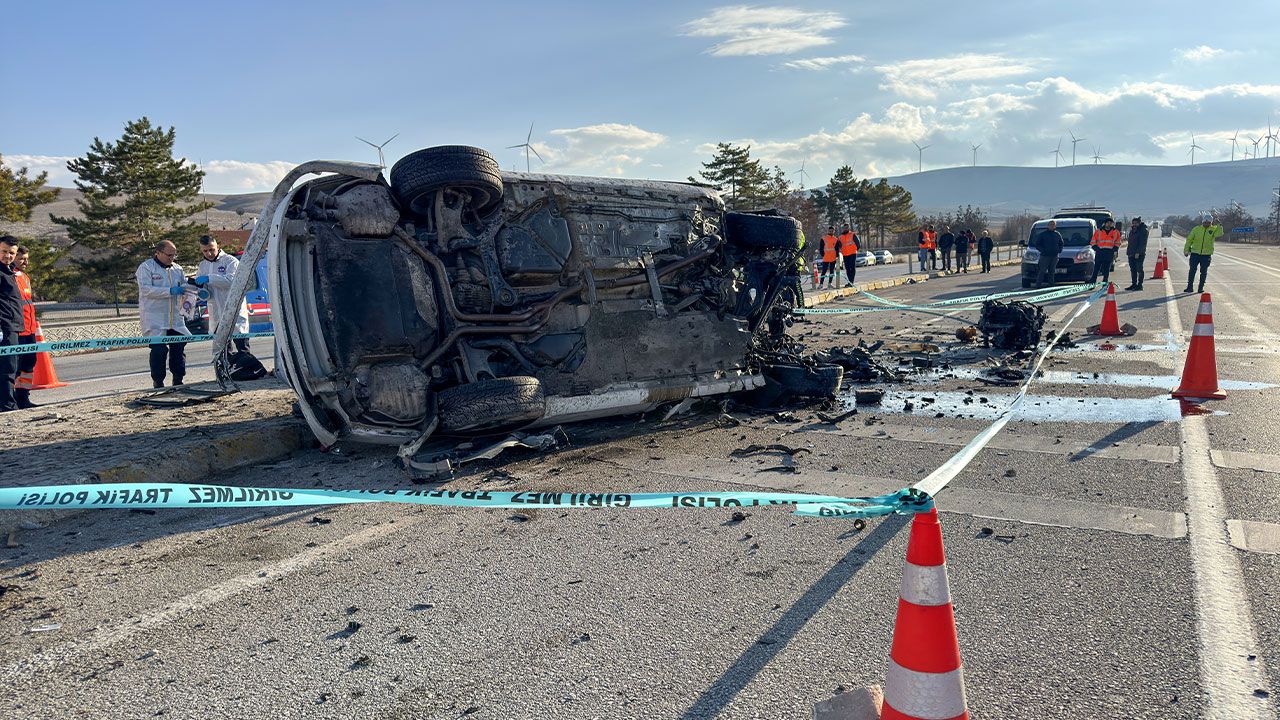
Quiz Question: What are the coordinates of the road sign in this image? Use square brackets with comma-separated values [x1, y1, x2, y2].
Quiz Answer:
[1231, 227, 1255, 233]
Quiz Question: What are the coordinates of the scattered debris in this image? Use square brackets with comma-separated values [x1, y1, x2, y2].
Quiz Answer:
[854, 389, 885, 405]
[28, 623, 61, 633]
[402, 430, 563, 481]
[955, 326, 979, 343]
[327, 621, 362, 640]
[728, 511, 750, 523]
[731, 444, 811, 458]
[1053, 332, 1077, 349]
[978, 300, 1045, 350]
[5, 531, 19, 549]
[661, 397, 697, 422]
[307, 515, 332, 525]
[349, 655, 372, 670]
[816, 408, 859, 424]
[811, 345, 901, 383]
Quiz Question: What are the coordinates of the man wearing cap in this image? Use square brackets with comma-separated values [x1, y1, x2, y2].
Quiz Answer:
[135, 240, 192, 388]
[1183, 217, 1223, 293]
[1125, 218, 1149, 291]
[1089, 218, 1122, 285]
[192, 235, 251, 354]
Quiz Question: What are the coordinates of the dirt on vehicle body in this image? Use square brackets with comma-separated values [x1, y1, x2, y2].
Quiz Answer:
[265, 146, 819, 449]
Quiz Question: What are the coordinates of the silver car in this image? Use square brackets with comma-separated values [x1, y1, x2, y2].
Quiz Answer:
[221, 146, 818, 450]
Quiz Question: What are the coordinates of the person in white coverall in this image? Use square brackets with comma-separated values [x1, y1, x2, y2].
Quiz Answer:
[135, 240, 191, 388]
[193, 235, 251, 354]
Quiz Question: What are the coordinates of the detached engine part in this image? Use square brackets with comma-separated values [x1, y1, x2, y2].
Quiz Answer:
[977, 300, 1046, 350]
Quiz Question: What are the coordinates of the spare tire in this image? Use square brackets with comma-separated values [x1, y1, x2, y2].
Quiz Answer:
[724, 212, 804, 252]
[761, 362, 843, 398]
[437, 376, 545, 432]
[389, 145, 504, 218]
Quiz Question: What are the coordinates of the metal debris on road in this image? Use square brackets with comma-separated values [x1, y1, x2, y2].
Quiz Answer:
[978, 299, 1046, 350]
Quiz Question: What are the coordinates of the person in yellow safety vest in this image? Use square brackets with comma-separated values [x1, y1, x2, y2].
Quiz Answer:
[818, 226, 840, 288]
[838, 225, 860, 286]
[1088, 218, 1122, 285]
[1183, 217, 1223, 293]
[135, 240, 192, 388]
[11, 246, 40, 408]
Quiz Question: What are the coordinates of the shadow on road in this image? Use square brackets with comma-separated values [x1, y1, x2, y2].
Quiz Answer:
[678, 512, 910, 720]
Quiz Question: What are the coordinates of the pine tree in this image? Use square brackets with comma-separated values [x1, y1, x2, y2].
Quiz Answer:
[52, 117, 212, 298]
[810, 165, 860, 228]
[861, 179, 916, 247]
[0, 154, 60, 222]
[691, 143, 770, 210]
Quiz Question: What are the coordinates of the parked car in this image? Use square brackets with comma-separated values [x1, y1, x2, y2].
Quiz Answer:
[873, 250, 894, 265]
[1021, 218, 1098, 287]
[855, 251, 876, 267]
[1053, 206, 1113, 227]
[186, 256, 272, 335]
[264, 145, 826, 447]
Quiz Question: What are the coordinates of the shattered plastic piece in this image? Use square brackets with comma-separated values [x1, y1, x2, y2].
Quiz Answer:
[816, 408, 858, 424]
[854, 389, 884, 405]
[401, 431, 562, 481]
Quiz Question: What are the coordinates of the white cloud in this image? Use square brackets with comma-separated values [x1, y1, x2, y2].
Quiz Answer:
[201, 160, 297, 194]
[527, 123, 668, 176]
[1178, 45, 1226, 63]
[782, 53, 865, 71]
[0, 154, 297, 194]
[683, 5, 846, 57]
[1, 154, 77, 187]
[875, 53, 1037, 99]
[690, 77, 1280, 179]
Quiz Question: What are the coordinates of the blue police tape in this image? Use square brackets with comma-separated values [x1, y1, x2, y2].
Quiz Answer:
[0, 482, 934, 519]
[795, 282, 1099, 315]
[0, 331, 275, 357]
[914, 282, 1109, 496]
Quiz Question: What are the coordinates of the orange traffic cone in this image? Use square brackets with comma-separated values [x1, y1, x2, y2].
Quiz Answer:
[814, 263, 821, 286]
[1172, 293, 1226, 400]
[1095, 282, 1124, 336]
[15, 325, 69, 392]
[881, 508, 968, 720]
[1152, 250, 1165, 279]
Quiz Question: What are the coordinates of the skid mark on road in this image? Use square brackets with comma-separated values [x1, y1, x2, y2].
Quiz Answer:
[1163, 271, 1274, 717]
[2, 517, 416, 683]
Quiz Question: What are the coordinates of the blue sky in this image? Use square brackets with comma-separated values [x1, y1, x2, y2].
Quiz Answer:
[3, 0, 1279, 193]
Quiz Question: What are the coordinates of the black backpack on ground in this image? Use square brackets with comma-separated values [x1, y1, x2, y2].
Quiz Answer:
[227, 350, 268, 381]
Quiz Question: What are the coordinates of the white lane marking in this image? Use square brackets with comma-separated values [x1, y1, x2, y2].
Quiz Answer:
[1165, 250, 1273, 340]
[1226, 519, 1280, 555]
[3, 517, 416, 681]
[1213, 252, 1280, 279]
[1164, 271, 1274, 717]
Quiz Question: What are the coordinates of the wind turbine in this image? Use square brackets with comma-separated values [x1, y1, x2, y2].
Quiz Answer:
[507, 122, 544, 172]
[355, 133, 399, 169]
[1069, 130, 1086, 166]
[1250, 135, 1263, 159]
[1091, 146, 1104, 165]
[1187, 134, 1204, 165]
[970, 143, 982, 167]
[1268, 122, 1279, 158]
[793, 158, 811, 189]
[1050, 137, 1064, 167]
[1229, 130, 1240, 161]
[912, 140, 931, 173]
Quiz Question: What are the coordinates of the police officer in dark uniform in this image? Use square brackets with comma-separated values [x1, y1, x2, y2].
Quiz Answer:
[0, 236, 25, 412]
[1035, 221, 1064, 288]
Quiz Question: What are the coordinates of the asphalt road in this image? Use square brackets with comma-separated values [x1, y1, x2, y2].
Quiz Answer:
[2, 244, 1278, 719]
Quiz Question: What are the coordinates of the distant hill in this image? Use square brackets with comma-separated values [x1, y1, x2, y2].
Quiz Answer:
[0, 188, 271, 240]
[881, 157, 1280, 220]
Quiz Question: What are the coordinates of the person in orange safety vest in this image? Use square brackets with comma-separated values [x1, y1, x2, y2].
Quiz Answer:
[11, 246, 41, 408]
[818, 226, 840, 288]
[839, 225, 860, 285]
[1089, 218, 1122, 285]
